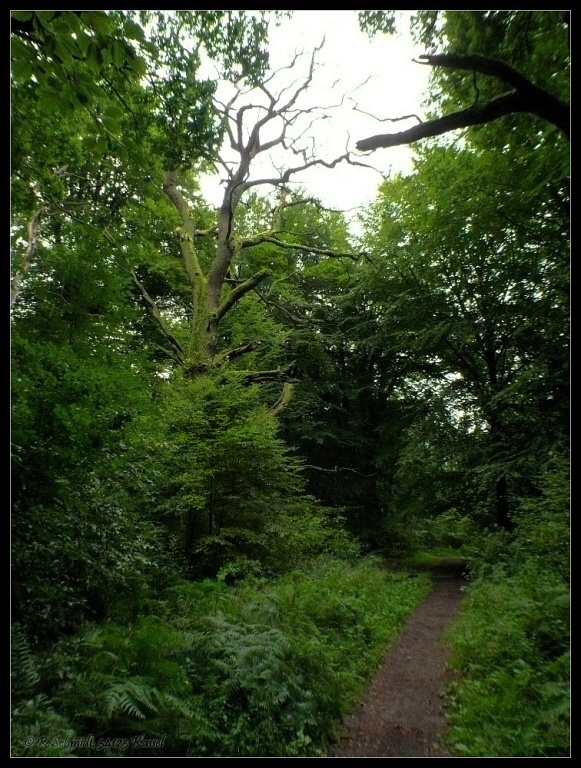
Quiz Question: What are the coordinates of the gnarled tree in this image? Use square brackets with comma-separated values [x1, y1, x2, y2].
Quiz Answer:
[145, 45, 367, 411]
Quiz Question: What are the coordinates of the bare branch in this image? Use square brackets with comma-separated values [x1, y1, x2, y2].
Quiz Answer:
[357, 92, 537, 152]
[220, 89, 243, 150]
[415, 53, 542, 95]
[272, 42, 324, 115]
[240, 151, 369, 193]
[243, 370, 298, 385]
[239, 235, 362, 262]
[163, 171, 193, 230]
[349, 98, 423, 126]
[256, 127, 287, 154]
[356, 52, 569, 152]
[303, 465, 377, 477]
[216, 155, 236, 181]
[194, 226, 218, 238]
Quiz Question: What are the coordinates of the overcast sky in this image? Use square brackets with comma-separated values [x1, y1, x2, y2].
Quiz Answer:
[199, 10, 431, 230]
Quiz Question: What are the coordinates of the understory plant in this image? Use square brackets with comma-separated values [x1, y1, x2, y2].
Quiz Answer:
[444, 456, 570, 757]
[11, 556, 431, 757]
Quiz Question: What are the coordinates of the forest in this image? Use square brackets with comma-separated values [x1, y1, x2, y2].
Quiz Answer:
[10, 10, 570, 757]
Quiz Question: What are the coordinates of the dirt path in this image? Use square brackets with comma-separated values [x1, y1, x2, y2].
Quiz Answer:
[327, 560, 467, 758]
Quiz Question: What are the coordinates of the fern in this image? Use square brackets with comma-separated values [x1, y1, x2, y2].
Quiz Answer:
[102, 679, 160, 720]
[11, 624, 40, 701]
[16, 556, 432, 756]
[11, 694, 77, 757]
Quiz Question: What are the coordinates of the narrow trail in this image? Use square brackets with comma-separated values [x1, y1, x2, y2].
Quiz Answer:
[327, 560, 467, 758]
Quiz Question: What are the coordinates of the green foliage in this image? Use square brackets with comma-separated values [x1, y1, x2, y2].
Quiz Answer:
[446, 567, 570, 756]
[403, 508, 481, 552]
[444, 457, 570, 756]
[11, 695, 79, 758]
[11, 12, 148, 111]
[11, 316, 169, 642]
[419, 11, 569, 100]
[135, 372, 351, 580]
[358, 11, 397, 36]
[509, 453, 570, 580]
[14, 557, 430, 757]
[11, 10, 271, 132]
[11, 624, 40, 701]
[357, 122, 568, 529]
[11, 624, 78, 757]
[11, 10, 570, 759]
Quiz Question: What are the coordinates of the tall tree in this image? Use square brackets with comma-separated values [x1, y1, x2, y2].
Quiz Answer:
[10, 10, 277, 642]
[357, 135, 569, 529]
[152, 44, 366, 412]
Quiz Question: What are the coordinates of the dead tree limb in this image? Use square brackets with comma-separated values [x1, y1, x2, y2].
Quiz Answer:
[356, 53, 569, 153]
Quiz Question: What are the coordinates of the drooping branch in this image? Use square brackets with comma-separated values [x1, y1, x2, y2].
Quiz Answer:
[356, 53, 570, 153]
[127, 264, 185, 364]
[268, 382, 295, 416]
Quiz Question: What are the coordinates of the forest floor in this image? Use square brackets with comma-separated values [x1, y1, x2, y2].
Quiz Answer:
[327, 558, 468, 758]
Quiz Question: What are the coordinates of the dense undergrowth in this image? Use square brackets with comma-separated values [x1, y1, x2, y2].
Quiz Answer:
[444, 459, 570, 757]
[11, 555, 431, 757]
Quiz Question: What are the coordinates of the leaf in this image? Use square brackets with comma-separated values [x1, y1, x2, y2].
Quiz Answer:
[127, 57, 147, 77]
[60, 12, 83, 35]
[35, 11, 58, 28]
[103, 103, 125, 121]
[10, 36, 32, 60]
[124, 19, 145, 42]
[95, 136, 109, 154]
[75, 87, 91, 107]
[75, 29, 92, 56]
[54, 39, 74, 69]
[37, 91, 57, 114]
[101, 116, 120, 135]
[11, 58, 34, 81]
[86, 42, 102, 71]
[111, 40, 126, 69]
[81, 11, 114, 36]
